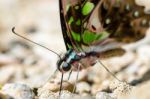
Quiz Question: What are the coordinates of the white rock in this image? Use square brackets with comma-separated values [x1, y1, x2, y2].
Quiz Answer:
[96, 92, 114, 99]
[76, 82, 91, 94]
[2, 83, 34, 99]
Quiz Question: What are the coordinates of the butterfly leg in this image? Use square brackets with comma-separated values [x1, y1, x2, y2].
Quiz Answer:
[96, 60, 121, 82]
[59, 72, 64, 97]
[68, 70, 73, 80]
[72, 64, 81, 93]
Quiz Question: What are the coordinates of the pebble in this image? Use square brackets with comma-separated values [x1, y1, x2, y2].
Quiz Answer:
[96, 92, 114, 99]
[39, 80, 74, 93]
[0, 54, 18, 66]
[39, 89, 94, 99]
[1, 83, 34, 99]
[110, 81, 132, 96]
[76, 82, 91, 94]
[121, 80, 150, 99]
[38, 89, 57, 99]
[38, 89, 74, 99]
[0, 91, 13, 99]
[0, 65, 16, 84]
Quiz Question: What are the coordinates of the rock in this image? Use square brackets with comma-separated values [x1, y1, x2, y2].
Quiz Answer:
[38, 89, 57, 99]
[55, 90, 73, 99]
[0, 54, 17, 66]
[0, 91, 13, 99]
[38, 89, 74, 99]
[120, 80, 150, 99]
[72, 95, 94, 99]
[38, 85, 94, 99]
[110, 80, 132, 98]
[76, 82, 91, 94]
[96, 92, 114, 99]
[2, 83, 34, 99]
[0, 65, 26, 84]
[39, 80, 74, 92]
[0, 65, 16, 84]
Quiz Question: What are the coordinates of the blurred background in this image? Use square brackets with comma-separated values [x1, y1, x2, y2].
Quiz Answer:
[0, 0, 150, 99]
[0, 0, 66, 86]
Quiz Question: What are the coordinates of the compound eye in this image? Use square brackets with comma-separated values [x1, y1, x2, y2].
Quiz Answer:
[62, 62, 71, 72]
[57, 59, 63, 68]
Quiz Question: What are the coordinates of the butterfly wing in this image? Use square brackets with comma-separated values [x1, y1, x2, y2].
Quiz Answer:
[59, 0, 150, 58]
[98, 0, 150, 43]
[59, 0, 71, 50]
[59, 0, 84, 51]
[59, 0, 107, 52]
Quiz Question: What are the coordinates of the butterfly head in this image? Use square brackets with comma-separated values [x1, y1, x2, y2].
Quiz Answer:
[57, 49, 81, 72]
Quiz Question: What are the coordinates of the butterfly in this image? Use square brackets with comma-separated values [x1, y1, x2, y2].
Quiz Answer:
[58, 0, 149, 72]
[57, 0, 150, 94]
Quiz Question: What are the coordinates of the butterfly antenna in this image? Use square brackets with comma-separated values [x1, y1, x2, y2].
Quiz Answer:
[12, 27, 61, 58]
[97, 60, 121, 82]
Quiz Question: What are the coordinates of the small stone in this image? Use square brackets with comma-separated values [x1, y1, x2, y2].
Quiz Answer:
[110, 80, 132, 96]
[55, 90, 94, 99]
[2, 83, 34, 99]
[0, 54, 17, 66]
[38, 89, 57, 99]
[38, 89, 74, 99]
[40, 81, 74, 92]
[76, 82, 91, 94]
[0, 91, 13, 99]
[96, 92, 114, 99]
[0, 65, 16, 84]
[55, 90, 73, 99]
[39, 82, 60, 92]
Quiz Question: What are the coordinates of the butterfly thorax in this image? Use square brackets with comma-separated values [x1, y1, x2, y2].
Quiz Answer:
[57, 48, 101, 72]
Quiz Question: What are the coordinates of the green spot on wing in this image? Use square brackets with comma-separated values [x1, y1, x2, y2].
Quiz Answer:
[66, 4, 70, 12]
[96, 31, 110, 41]
[76, 19, 81, 26]
[68, 17, 74, 24]
[72, 31, 81, 42]
[82, 2, 94, 15]
[67, 43, 72, 49]
[75, 6, 79, 10]
[82, 31, 109, 44]
[83, 31, 97, 44]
